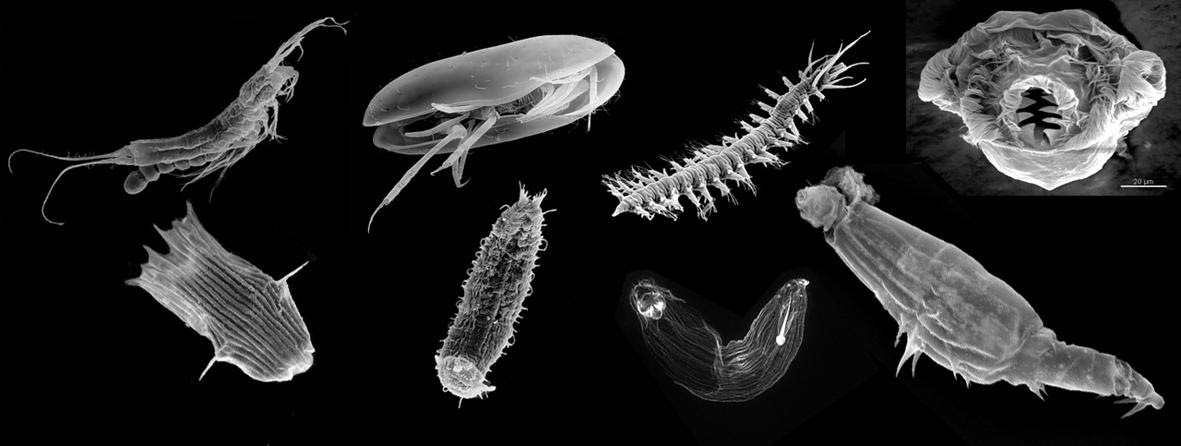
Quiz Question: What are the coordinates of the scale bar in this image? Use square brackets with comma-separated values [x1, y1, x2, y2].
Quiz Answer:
[1120, 185, 1166, 188]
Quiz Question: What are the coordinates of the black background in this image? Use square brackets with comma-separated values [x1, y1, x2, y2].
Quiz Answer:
[1, 9, 1175, 445]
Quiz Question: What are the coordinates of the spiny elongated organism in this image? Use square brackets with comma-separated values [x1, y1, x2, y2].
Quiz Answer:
[604, 31, 869, 220]
[435, 186, 549, 403]
[7, 17, 347, 225]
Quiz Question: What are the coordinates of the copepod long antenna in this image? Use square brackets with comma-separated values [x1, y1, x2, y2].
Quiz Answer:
[265, 17, 349, 70]
[7, 148, 125, 174]
[38, 159, 124, 225]
[8, 147, 129, 225]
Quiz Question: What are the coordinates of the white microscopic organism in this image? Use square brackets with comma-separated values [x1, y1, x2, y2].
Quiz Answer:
[629, 276, 809, 403]
[435, 186, 548, 402]
[128, 202, 314, 382]
[918, 10, 1166, 190]
[796, 166, 1164, 417]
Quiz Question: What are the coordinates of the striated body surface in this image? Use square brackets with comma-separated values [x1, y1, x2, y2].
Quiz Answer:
[795, 166, 1163, 417]
[629, 276, 809, 402]
[128, 203, 314, 382]
[435, 187, 547, 400]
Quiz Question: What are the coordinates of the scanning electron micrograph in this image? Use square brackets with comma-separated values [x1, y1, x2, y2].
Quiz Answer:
[795, 166, 1163, 417]
[628, 276, 809, 402]
[127, 203, 314, 382]
[435, 186, 548, 402]
[7, 17, 347, 225]
[362, 35, 624, 231]
[604, 31, 869, 220]
[915, 9, 1168, 191]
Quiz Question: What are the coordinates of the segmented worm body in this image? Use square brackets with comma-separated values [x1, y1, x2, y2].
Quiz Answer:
[796, 166, 1164, 418]
[7, 17, 347, 225]
[435, 187, 548, 401]
[604, 31, 869, 220]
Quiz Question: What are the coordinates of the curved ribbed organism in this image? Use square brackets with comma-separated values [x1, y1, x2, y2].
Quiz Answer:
[604, 31, 869, 220]
[796, 166, 1163, 417]
[628, 276, 808, 402]
[435, 186, 548, 402]
[918, 10, 1166, 190]
[127, 202, 314, 382]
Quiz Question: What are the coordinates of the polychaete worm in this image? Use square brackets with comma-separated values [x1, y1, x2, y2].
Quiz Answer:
[603, 31, 869, 220]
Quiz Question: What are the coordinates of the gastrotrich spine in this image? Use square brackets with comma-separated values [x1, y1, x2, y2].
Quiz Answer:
[435, 186, 548, 401]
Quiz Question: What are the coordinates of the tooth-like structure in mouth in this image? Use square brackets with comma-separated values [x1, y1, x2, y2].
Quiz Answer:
[918, 9, 1166, 190]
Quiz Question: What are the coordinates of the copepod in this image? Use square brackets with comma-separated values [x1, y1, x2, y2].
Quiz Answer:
[7, 17, 347, 225]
